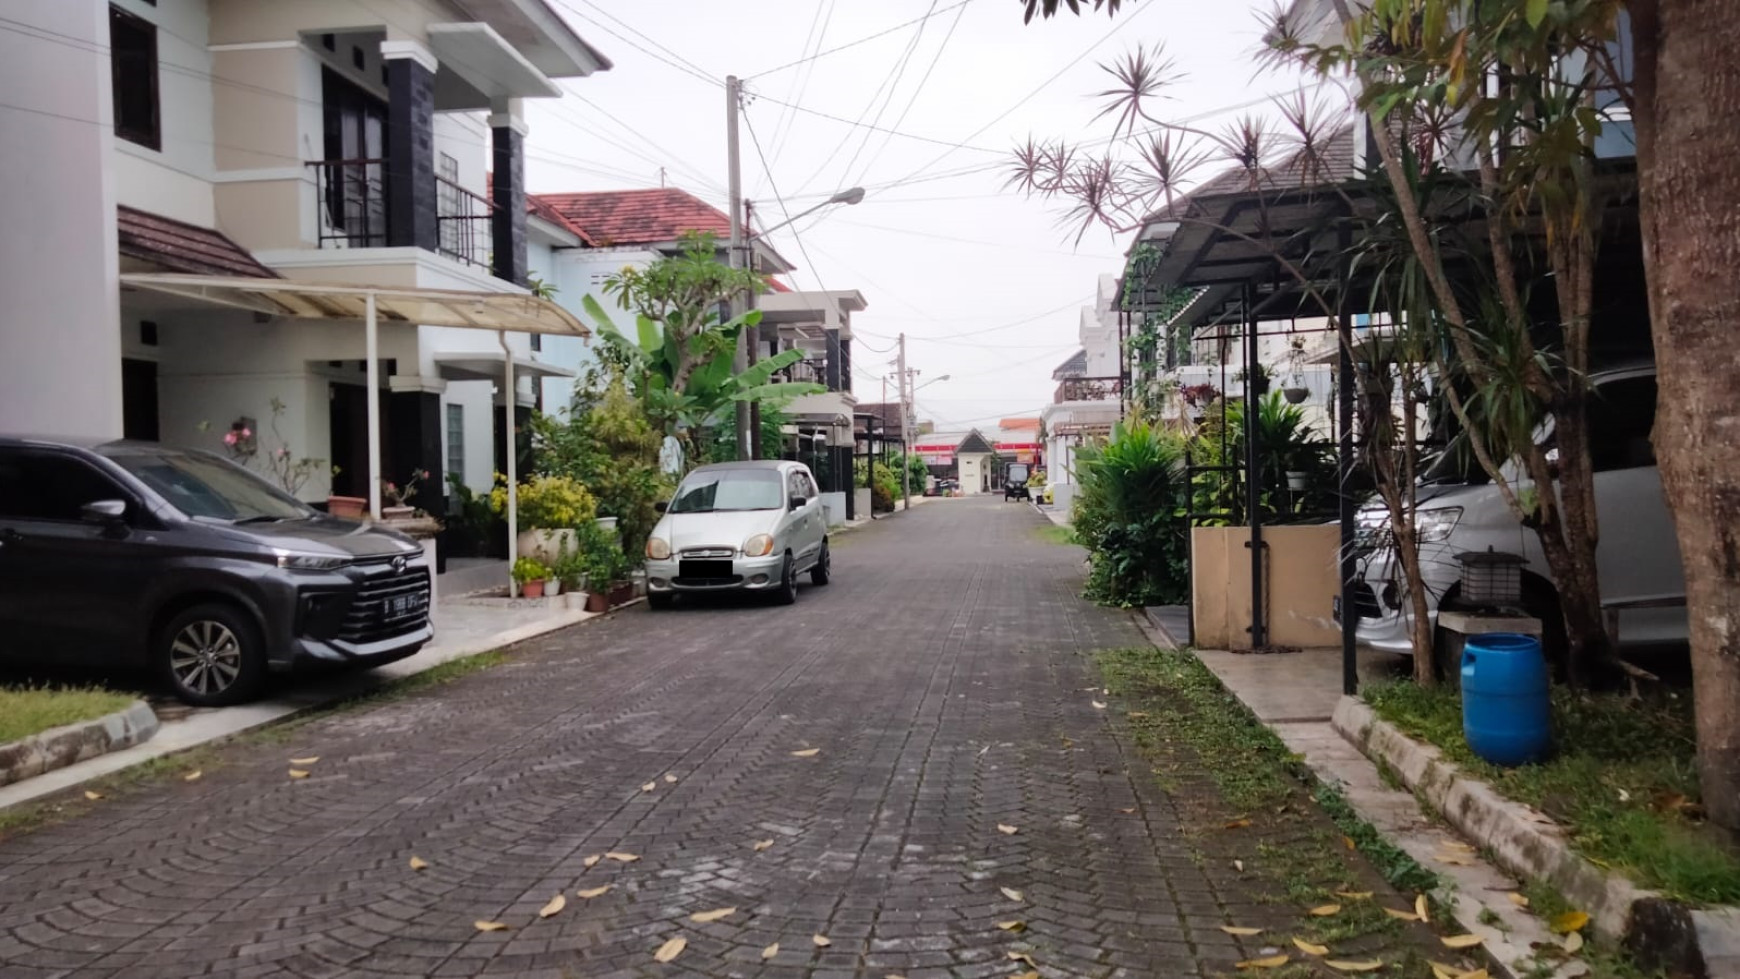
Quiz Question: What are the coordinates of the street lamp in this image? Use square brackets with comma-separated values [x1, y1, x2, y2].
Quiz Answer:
[735, 186, 866, 461]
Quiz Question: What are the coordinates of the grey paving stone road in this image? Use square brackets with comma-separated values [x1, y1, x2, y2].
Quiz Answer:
[0, 498, 1330, 978]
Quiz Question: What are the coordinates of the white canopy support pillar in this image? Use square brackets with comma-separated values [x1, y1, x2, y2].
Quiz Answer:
[499, 329, 520, 594]
[365, 291, 382, 520]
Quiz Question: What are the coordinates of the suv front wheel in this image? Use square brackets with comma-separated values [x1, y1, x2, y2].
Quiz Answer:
[157, 602, 267, 706]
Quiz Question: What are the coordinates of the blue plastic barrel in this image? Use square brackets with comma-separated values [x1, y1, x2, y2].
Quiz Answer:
[1461, 632, 1551, 766]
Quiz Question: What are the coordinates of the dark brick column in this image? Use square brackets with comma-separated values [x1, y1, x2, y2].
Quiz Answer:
[490, 112, 527, 286]
[825, 329, 843, 392]
[385, 53, 437, 252]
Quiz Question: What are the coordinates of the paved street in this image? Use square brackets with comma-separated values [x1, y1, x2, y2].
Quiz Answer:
[1, 498, 1386, 978]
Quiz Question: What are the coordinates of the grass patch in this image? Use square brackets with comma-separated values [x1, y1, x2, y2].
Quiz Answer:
[1035, 523, 1077, 547]
[1099, 646, 1439, 947]
[0, 686, 140, 744]
[1365, 680, 1740, 906]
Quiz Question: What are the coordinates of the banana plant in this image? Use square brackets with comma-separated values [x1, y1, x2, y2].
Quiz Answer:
[581, 294, 825, 437]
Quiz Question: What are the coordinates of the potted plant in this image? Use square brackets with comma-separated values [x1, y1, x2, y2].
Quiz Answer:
[583, 536, 631, 612]
[511, 556, 550, 599]
[380, 469, 428, 521]
[491, 474, 597, 564]
[1282, 337, 1310, 404]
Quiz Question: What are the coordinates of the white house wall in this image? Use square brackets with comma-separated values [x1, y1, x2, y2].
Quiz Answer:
[537, 246, 650, 411]
[112, 0, 217, 227]
[0, 0, 123, 439]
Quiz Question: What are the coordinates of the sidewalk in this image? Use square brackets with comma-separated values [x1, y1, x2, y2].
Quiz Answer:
[0, 596, 603, 813]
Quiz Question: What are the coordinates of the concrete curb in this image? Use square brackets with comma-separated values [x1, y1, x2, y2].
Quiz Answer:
[0, 702, 159, 788]
[1333, 695, 1739, 978]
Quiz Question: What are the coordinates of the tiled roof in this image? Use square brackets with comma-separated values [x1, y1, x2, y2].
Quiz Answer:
[530, 188, 731, 247]
[117, 206, 277, 278]
[999, 417, 1041, 431]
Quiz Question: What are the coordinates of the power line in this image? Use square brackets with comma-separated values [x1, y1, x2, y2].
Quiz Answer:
[823, 217, 1123, 259]
[747, 0, 976, 79]
[767, 0, 837, 171]
[745, 90, 1002, 155]
[848, 0, 970, 188]
[825, 0, 940, 196]
[555, 0, 720, 83]
[742, 109, 829, 298]
[911, 295, 1092, 340]
[545, 0, 720, 87]
[558, 88, 726, 194]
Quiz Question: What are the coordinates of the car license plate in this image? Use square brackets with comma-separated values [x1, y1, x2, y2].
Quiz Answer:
[387, 594, 421, 617]
[680, 560, 734, 579]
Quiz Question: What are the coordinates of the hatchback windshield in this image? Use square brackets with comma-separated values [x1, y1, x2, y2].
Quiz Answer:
[668, 469, 784, 513]
[105, 449, 313, 522]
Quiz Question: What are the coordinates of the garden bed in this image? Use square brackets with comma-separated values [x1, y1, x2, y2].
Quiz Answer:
[0, 686, 140, 745]
[1363, 681, 1739, 906]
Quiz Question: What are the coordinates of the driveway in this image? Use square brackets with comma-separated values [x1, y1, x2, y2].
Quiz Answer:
[0, 498, 1409, 978]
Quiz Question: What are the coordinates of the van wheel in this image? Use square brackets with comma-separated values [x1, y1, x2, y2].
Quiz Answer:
[157, 603, 267, 707]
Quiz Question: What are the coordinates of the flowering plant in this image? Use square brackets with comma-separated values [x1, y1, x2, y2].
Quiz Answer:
[382, 469, 429, 507]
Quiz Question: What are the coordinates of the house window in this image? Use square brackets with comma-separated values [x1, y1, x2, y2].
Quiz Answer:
[109, 6, 160, 150]
[437, 153, 462, 259]
[446, 404, 465, 483]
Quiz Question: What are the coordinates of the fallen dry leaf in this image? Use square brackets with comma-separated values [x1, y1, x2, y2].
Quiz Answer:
[83, 790, 102, 801]
[997, 824, 1019, 835]
[1460, 972, 1489, 979]
[1225, 818, 1252, 829]
[583, 854, 601, 868]
[791, 748, 820, 757]
[1383, 907, 1421, 921]
[1234, 954, 1290, 969]
[1233, 859, 1246, 872]
[690, 907, 736, 923]
[1011, 972, 1040, 979]
[1442, 840, 1475, 852]
[1334, 890, 1372, 900]
[999, 887, 1024, 902]
[287, 769, 310, 779]
[1343, 835, 1357, 851]
[1551, 910, 1591, 934]
[1430, 963, 1462, 979]
[654, 937, 686, 962]
[664, 773, 677, 783]
[1120, 807, 1137, 814]
[539, 894, 565, 919]
[761, 943, 779, 960]
[1127, 711, 1149, 718]
[1309, 904, 1342, 917]
[1441, 934, 1484, 949]
[996, 920, 1026, 932]
[812, 934, 831, 947]
[606, 852, 640, 863]
[1416, 893, 1430, 922]
[1507, 892, 1530, 908]
[1007, 952, 1037, 967]
[577, 885, 611, 899]
[474, 920, 509, 932]
[1292, 938, 1329, 956]
[1220, 925, 1263, 936]
[1091, 701, 1107, 709]
[1564, 931, 1585, 954]
[753, 839, 774, 851]
[641, 782, 656, 792]
[289, 756, 319, 765]
[183, 770, 202, 782]
[408, 856, 429, 871]
[1325, 959, 1384, 972]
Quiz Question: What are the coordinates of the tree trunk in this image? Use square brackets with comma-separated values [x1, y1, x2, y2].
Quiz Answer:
[1631, 0, 1740, 833]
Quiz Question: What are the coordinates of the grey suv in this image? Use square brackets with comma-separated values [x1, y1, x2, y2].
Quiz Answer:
[0, 438, 433, 705]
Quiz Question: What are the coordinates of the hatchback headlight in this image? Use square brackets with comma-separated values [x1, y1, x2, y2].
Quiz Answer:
[1414, 506, 1462, 543]
[742, 533, 774, 557]
[646, 537, 671, 560]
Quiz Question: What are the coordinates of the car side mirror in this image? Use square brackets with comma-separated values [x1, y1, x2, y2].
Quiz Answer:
[81, 499, 128, 527]
[789, 496, 807, 511]
[654, 501, 668, 513]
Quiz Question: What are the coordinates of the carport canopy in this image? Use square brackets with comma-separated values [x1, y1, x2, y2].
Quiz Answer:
[119, 272, 591, 593]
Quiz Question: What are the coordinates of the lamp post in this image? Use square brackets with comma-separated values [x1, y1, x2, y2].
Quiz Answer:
[738, 185, 865, 460]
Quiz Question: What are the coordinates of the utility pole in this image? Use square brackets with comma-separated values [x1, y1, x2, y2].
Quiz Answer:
[745, 199, 763, 460]
[726, 74, 751, 461]
[898, 332, 911, 511]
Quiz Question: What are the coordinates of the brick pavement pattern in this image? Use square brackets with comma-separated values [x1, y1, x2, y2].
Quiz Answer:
[0, 498, 1268, 978]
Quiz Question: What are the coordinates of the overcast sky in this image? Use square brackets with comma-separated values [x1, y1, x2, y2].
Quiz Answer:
[526, 0, 1318, 431]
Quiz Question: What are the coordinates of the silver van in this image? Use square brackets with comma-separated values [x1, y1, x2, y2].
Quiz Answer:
[1346, 362, 1685, 657]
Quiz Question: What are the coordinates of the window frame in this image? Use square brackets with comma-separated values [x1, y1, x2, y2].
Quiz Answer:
[0, 449, 136, 525]
[109, 4, 161, 151]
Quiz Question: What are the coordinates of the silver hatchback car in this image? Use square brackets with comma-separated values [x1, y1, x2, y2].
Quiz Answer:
[643, 461, 831, 608]
[1348, 362, 1685, 657]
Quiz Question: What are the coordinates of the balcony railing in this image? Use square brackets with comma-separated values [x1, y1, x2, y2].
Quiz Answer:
[306, 160, 495, 271]
[772, 358, 827, 387]
[1054, 376, 1123, 403]
[310, 158, 387, 249]
[436, 173, 493, 270]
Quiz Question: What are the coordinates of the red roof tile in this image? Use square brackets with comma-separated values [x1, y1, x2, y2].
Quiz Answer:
[117, 206, 278, 278]
[530, 188, 731, 247]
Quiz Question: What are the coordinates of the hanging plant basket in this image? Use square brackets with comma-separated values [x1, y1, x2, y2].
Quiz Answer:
[1283, 386, 1310, 404]
[1286, 470, 1309, 492]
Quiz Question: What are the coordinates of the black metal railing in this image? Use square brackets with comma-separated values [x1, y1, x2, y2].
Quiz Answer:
[1054, 375, 1123, 403]
[436, 173, 493, 269]
[310, 157, 388, 249]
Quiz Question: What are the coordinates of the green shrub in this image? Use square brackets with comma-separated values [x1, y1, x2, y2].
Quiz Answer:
[491, 474, 597, 530]
[1072, 421, 1189, 607]
[531, 377, 671, 562]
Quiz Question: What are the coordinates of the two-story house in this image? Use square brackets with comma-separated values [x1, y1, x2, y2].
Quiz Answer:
[0, 0, 607, 518]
